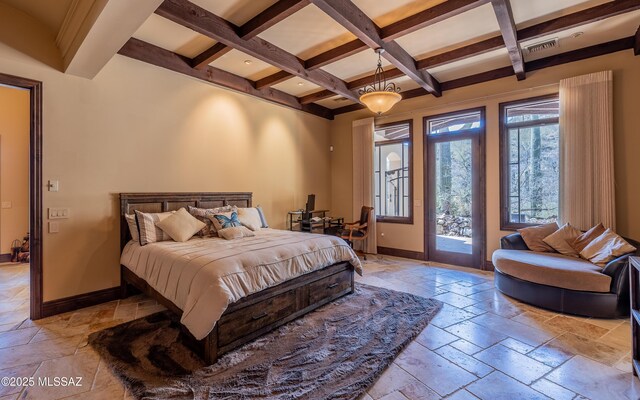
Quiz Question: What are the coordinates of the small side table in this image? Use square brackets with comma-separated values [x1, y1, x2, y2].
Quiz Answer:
[630, 256, 640, 376]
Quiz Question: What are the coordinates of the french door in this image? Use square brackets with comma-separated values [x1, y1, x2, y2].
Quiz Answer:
[424, 108, 486, 269]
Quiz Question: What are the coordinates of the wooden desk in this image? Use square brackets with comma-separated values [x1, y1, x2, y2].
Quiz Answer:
[287, 210, 342, 233]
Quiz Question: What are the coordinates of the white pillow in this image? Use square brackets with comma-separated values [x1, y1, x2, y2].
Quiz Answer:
[125, 214, 139, 242]
[156, 208, 206, 242]
[579, 228, 637, 267]
[238, 208, 263, 231]
[218, 226, 256, 240]
[135, 210, 175, 246]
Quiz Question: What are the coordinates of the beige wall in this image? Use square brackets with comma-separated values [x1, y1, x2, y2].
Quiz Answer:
[330, 50, 640, 260]
[0, 85, 30, 254]
[0, 42, 332, 301]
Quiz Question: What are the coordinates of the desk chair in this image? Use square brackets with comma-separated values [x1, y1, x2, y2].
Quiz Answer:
[337, 206, 374, 260]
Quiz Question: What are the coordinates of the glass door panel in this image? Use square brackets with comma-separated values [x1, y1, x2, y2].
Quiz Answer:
[434, 139, 473, 255]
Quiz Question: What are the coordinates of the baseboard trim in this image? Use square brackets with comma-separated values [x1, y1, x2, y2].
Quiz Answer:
[377, 246, 425, 261]
[0, 253, 12, 263]
[41, 286, 120, 318]
[484, 260, 495, 271]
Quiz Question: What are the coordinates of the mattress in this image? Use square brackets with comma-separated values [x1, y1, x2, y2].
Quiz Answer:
[120, 229, 362, 340]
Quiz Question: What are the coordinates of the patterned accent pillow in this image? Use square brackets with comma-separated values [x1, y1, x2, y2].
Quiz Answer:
[188, 205, 233, 237]
[125, 214, 139, 242]
[206, 209, 242, 232]
[135, 210, 175, 246]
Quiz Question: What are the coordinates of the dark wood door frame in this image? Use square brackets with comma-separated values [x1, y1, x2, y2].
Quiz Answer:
[0, 72, 43, 319]
[423, 107, 487, 270]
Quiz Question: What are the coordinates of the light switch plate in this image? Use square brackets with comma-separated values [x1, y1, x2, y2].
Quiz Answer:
[48, 208, 70, 219]
[48, 180, 59, 192]
[49, 221, 59, 233]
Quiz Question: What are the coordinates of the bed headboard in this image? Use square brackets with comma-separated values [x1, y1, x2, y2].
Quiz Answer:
[120, 192, 252, 249]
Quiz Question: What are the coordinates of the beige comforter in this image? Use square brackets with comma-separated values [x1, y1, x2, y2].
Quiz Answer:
[120, 229, 362, 340]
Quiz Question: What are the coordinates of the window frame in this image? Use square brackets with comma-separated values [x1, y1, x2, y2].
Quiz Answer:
[374, 119, 413, 225]
[499, 93, 560, 231]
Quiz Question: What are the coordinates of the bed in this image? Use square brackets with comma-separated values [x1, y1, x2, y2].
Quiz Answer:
[119, 192, 361, 364]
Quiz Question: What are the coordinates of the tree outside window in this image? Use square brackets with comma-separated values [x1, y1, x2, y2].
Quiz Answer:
[500, 95, 560, 230]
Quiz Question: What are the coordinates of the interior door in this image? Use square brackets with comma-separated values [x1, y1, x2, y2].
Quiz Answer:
[424, 108, 486, 269]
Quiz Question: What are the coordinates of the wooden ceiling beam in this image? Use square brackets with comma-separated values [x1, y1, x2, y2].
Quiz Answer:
[157, 0, 360, 103]
[255, 70, 294, 89]
[191, 42, 231, 69]
[309, 0, 441, 97]
[491, 0, 526, 80]
[381, 0, 490, 41]
[333, 36, 636, 115]
[118, 38, 333, 119]
[256, 0, 487, 87]
[301, 0, 640, 105]
[191, 0, 309, 69]
[239, 0, 309, 39]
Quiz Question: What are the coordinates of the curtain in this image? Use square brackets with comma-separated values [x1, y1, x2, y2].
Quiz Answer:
[559, 70, 615, 230]
[352, 117, 377, 254]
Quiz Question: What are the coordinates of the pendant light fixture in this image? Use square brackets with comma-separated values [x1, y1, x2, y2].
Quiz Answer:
[359, 48, 402, 115]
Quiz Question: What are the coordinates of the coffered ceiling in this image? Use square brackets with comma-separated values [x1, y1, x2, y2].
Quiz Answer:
[1, 0, 638, 119]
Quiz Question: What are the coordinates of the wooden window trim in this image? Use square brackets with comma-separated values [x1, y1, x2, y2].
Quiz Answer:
[374, 119, 414, 225]
[499, 93, 559, 231]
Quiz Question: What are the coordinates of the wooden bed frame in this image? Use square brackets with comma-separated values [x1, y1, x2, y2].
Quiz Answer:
[119, 192, 355, 364]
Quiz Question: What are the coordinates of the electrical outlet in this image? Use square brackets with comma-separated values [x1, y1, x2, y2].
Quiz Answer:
[1, 201, 11, 209]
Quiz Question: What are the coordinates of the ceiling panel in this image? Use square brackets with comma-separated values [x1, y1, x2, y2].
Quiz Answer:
[132, 14, 215, 58]
[190, 0, 279, 26]
[271, 77, 322, 97]
[511, 0, 610, 27]
[351, 0, 446, 27]
[315, 95, 355, 110]
[321, 49, 394, 81]
[258, 4, 355, 60]
[521, 9, 640, 62]
[208, 49, 280, 81]
[395, 3, 501, 60]
[428, 48, 511, 82]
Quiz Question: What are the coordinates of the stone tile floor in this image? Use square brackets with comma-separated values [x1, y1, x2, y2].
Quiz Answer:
[0, 257, 638, 399]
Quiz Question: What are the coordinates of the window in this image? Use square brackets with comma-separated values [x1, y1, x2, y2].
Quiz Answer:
[374, 120, 412, 223]
[500, 95, 560, 230]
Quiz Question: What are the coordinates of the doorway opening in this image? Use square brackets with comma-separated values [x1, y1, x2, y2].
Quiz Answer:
[424, 108, 486, 269]
[0, 72, 43, 320]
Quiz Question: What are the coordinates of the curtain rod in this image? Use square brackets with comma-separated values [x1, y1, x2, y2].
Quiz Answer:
[373, 82, 559, 122]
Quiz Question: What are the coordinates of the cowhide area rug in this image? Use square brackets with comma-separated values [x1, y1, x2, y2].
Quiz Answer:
[89, 284, 442, 400]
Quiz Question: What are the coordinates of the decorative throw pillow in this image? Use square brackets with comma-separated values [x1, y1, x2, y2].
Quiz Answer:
[135, 210, 176, 246]
[543, 223, 582, 257]
[256, 205, 269, 228]
[206, 208, 242, 232]
[571, 223, 606, 253]
[188, 205, 233, 237]
[518, 222, 559, 252]
[237, 208, 262, 231]
[579, 228, 637, 267]
[156, 208, 206, 242]
[217, 226, 256, 240]
[125, 214, 139, 242]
